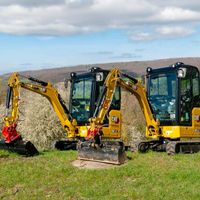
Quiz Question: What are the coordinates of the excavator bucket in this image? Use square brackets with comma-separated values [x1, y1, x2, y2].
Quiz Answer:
[77, 141, 126, 165]
[0, 138, 39, 156]
[1, 123, 38, 156]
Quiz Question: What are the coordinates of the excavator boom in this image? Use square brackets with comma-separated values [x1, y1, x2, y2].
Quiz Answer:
[1, 72, 78, 155]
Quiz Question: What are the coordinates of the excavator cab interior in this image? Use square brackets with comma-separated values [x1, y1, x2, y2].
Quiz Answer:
[147, 62, 200, 127]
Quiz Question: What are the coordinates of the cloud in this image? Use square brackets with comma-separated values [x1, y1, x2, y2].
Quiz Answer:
[129, 32, 156, 41]
[20, 62, 33, 66]
[129, 25, 195, 42]
[36, 36, 55, 40]
[135, 48, 145, 52]
[0, 0, 65, 7]
[129, 26, 195, 42]
[192, 40, 200, 44]
[157, 26, 195, 37]
[152, 0, 200, 11]
[111, 53, 142, 59]
[85, 51, 114, 56]
[95, 51, 114, 55]
[157, 7, 200, 22]
[0, 0, 199, 38]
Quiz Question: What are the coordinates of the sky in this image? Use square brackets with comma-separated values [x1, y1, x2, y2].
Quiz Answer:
[0, 0, 200, 74]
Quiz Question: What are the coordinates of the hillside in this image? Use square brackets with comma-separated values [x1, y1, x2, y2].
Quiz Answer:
[1, 56, 199, 106]
[1, 57, 200, 83]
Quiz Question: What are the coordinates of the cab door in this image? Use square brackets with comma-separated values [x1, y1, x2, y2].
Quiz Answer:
[179, 68, 200, 126]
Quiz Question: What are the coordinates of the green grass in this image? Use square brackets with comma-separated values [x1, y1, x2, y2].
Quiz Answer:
[0, 150, 200, 200]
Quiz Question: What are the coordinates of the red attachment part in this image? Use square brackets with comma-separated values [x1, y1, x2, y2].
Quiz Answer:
[87, 127, 101, 139]
[2, 123, 21, 143]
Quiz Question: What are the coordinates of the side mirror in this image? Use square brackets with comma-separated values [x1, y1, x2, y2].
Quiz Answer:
[96, 72, 104, 82]
[177, 68, 187, 78]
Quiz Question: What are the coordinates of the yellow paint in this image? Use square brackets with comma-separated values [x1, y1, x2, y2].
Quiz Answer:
[77, 126, 89, 138]
[145, 108, 200, 140]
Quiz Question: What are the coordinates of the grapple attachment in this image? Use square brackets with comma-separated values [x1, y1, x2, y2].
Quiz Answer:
[0, 138, 39, 156]
[77, 141, 126, 165]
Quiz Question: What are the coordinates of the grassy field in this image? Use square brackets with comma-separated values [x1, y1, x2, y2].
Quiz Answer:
[1, 150, 200, 200]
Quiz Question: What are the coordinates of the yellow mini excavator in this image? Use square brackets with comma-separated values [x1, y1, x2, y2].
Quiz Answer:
[0, 73, 78, 155]
[0, 68, 122, 156]
[142, 62, 200, 155]
[78, 62, 200, 164]
[77, 68, 159, 164]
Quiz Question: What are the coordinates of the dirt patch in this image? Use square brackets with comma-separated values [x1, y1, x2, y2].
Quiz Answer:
[72, 159, 119, 169]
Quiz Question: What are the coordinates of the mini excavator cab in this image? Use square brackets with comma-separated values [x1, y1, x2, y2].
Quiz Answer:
[137, 62, 200, 154]
[69, 67, 120, 126]
[146, 63, 200, 143]
[56, 67, 121, 150]
[146, 62, 200, 139]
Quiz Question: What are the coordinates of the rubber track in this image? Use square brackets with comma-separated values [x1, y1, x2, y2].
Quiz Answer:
[166, 141, 177, 155]
[166, 140, 200, 155]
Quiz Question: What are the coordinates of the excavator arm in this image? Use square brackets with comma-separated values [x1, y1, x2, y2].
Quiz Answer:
[89, 69, 160, 139]
[118, 74, 160, 136]
[1, 72, 78, 155]
[87, 69, 120, 136]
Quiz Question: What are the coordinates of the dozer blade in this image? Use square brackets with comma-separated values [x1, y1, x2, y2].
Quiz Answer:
[0, 139, 39, 156]
[77, 141, 126, 165]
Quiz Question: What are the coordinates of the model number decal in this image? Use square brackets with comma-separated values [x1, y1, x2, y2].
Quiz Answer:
[194, 115, 200, 122]
[111, 116, 119, 123]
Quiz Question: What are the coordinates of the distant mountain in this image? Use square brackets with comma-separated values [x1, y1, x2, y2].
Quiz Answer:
[0, 57, 200, 119]
[1, 57, 200, 83]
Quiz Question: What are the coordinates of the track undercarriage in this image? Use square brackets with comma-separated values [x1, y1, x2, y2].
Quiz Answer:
[137, 139, 200, 155]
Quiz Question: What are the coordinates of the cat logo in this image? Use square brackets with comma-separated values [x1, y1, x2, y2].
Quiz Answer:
[111, 116, 119, 123]
[194, 115, 200, 122]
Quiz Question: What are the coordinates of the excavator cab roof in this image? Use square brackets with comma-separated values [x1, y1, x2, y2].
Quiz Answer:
[70, 67, 109, 81]
[146, 62, 199, 77]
